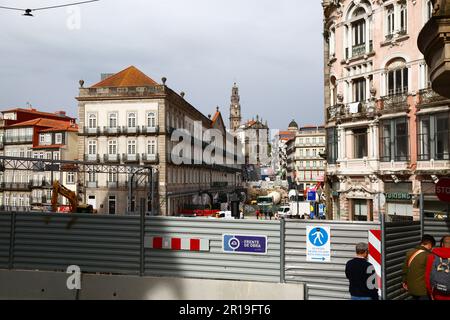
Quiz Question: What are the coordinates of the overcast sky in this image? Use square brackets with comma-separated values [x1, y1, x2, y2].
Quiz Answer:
[0, 0, 324, 130]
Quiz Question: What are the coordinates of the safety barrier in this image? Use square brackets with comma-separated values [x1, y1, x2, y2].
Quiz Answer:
[284, 220, 380, 300]
[384, 221, 422, 300]
[423, 218, 450, 241]
[144, 217, 282, 283]
[0, 211, 436, 300]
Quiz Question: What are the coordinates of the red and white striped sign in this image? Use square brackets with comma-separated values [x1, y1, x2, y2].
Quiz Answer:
[368, 229, 382, 293]
[145, 236, 209, 252]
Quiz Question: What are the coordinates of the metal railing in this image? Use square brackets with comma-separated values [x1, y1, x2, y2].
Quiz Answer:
[141, 153, 159, 163]
[141, 126, 159, 135]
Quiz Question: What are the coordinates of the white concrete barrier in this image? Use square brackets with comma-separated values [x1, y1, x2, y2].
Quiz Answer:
[0, 270, 304, 300]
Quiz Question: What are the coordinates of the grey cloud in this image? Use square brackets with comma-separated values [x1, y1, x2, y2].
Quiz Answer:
[0, 0, 324, 129]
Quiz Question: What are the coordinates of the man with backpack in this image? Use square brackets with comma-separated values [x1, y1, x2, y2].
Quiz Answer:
[402, 235, 436, 300]
[425, 235, 450, 300]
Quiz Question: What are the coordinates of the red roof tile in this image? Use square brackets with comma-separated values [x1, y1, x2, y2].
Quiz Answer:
[91, 66, 158, 88]
[2, 108, 74, 120]
[8, 118, 78, 132]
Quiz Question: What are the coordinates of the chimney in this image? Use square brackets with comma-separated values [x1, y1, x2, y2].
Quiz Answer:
[55, 111, 67, 117]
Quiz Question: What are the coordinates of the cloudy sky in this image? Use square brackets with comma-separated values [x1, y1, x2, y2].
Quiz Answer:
[0, 0, 324, 130]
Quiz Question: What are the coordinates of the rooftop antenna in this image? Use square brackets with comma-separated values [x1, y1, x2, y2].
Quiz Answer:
[0, 0, 100, 17]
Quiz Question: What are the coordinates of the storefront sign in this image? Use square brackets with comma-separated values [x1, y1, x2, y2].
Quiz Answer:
[436, 178, 450, 203]
[385, 192, 412, 201]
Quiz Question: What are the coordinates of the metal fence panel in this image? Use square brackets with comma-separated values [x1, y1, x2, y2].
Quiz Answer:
[384, 221, 421, 301]
[0, 214, 11, 269]
[284, 220, 380, 300]
[423, 218, 450, 241]
[144, 217, 281, 283]
[11, 213, 141, 275]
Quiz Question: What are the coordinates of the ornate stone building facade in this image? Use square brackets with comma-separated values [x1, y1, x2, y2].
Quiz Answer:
[323, 0, 448, 222]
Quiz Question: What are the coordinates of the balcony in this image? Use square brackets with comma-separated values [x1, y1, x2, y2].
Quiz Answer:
[82, 127, 101, 136]
[337, 158, 379, 175]
[31, 179, 52, 188]
[141, 125, 160, 135]
[142, 153, 159, 164]
[103, 126, 121, 136]
[122, 153, 140, 163]
[78, 85, 166, 99]
[352, 43, 366, 57]
[327, 104, 345, 121]
[86, 181, 98, 188]
[4, 135, 33, 145]
[122, 126, 140, 135]
[339, 102, 372, 121]
[0, 182, 32, 191]
[418, 88, 449, 107]
[380, 93, 409, 114]
[107, 181, 122, 189]
[84, 154, 100, 162]
[103, 154, 120, 163]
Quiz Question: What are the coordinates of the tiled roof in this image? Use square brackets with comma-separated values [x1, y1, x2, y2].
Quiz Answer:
[91, 66, 158, 88]
[8, 118, 78, 132]
[2, 108, 74, 120]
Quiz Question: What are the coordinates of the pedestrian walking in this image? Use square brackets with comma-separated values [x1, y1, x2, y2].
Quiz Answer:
[402, 234, 436, 300]
[345, 243, 379, 300]
[255, 210, 261, 220]
[425, 235, 450, 300]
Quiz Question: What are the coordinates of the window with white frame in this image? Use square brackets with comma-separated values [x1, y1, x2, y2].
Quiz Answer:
[88, 113, 97, 128]
[147, 112, 156, 128]
[88, 140, 97, 155]
[387, 59, 408, 95]
[128, 112, 136, 128]
[109, 113, 117, 128]
[386, 6, 395, 37]
[400, 4, 407, 33]
[53, 152, 60, 160]
[55, 133, 63, 145]
[39, 134, 46, 145]
[108, 140, 117, 155]
[67, 172, 75, 184]
[353, 77, 367, 102]
[108, 171, 118, 183]
[147, 140, 156, 155]
[88, 171, 96, 182]
[127, 140, 136, 155]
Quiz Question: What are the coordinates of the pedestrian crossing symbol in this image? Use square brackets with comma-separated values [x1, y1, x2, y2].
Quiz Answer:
[306, 226, 331, 262]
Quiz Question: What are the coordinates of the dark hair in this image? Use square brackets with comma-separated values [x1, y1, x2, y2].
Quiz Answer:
[421, 234, 436, 247]
[440, 235, 450, 248]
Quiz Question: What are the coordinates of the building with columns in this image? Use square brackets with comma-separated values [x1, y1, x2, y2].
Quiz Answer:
[77, 66, 243, 216]
[323, 0, 447, 222]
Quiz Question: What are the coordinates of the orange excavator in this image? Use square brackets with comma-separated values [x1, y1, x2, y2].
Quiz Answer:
[51, 180, 93, 213]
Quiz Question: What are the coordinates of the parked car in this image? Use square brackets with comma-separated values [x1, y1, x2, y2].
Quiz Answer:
[276, 205, 292, 219]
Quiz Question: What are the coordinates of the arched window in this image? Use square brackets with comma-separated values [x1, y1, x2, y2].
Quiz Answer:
[88, 113, 97, 129]
[351, 7, 367, 56]
[386, 58, 408, 96]
[329, 27, 336, 58]
[147, 112, 156, 128]
[128, 112, 136, 128]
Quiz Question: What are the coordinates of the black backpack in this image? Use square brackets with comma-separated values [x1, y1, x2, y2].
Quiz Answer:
[430, 254, 450, 295]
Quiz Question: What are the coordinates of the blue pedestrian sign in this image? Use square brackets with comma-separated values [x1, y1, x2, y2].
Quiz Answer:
[306, 226, 331, 262]
[223, 234, 267, 255]
[307, 191, 316, 201]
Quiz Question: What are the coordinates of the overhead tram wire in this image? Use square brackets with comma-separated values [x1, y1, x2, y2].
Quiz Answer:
[0, 0, 100, 16]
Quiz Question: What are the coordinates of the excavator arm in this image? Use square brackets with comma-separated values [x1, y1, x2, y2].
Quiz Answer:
[51, 180, 78, 213]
